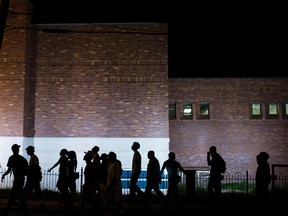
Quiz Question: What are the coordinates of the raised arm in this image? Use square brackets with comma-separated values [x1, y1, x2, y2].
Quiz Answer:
[47, 159, 60, 172]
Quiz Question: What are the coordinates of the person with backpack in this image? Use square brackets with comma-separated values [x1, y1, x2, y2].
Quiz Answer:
[207, 145, 226, 205]
[160, 152, 186, 203]
[24, 146, 44, 208]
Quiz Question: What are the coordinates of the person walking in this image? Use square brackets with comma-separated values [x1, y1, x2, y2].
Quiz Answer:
[160, 152, 186, 203]
[91, 146, 101, 201]
[1, 144, 29, 216]
[129, 142, 144, 200]
[67, 150, 78, 206]
[81, 150, 96, 211]
[24, 146, 44, 208]
[98, 153, 108, 208]
[143, 150, 167, 208]
[207, 145, 226, 207]
[255, 151, 271, 211]
[106, 151, 124, 214]
[47, 148, 69, 205]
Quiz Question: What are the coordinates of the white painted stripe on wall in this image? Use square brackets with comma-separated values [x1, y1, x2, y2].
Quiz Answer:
[0, 137, 169, 173]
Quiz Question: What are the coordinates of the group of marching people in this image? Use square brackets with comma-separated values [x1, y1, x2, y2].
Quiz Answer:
[0, 142, 187, 215]
[81, 146, 124, 213]
[79, 142, 188, 212]
[0, 143, 125, 215]
[46, 145, 124, 213]
[0, 141, 272, 215]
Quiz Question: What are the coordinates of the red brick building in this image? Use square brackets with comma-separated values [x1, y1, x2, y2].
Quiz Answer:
[0, 0, 287, 175]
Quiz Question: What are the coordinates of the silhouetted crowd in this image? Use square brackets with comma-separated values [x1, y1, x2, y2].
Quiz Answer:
[0, 142, 272, 216]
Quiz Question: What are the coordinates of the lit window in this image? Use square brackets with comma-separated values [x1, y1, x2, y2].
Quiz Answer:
[251, 102, 262, 119]
[169, 103, 176, 120]
[182, 103, 192, 119]
[267, 102, 279, 119]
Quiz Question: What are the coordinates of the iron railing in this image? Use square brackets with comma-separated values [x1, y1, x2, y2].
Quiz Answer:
[1, 168, 287, 197]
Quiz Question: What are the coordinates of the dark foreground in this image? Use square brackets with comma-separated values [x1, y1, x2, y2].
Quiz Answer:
[0, 195, 287, 216]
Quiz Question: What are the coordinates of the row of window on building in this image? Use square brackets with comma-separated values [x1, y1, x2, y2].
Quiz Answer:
[169, 102, 288, 120]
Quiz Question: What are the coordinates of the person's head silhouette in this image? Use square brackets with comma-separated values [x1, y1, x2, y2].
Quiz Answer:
[168, 152, 176, 160]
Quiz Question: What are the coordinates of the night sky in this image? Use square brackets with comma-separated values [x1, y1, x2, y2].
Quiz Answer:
[29, 1, 286, 78]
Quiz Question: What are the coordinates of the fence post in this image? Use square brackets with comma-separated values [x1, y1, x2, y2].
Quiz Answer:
[246, 170, 248, 195]
[186, 170, 196, 197]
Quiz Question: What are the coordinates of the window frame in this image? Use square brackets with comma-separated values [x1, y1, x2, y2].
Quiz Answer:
[169, 103, 176, 120]
[198, 102, 210, 119]
[267, 102, 279, 119]
[250, 102, 262, 119]
[283, 102, 288, 119]
[182, 103, 193, 119]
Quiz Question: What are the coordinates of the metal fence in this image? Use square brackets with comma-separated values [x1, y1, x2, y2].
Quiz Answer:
[1, 168, 287, 197]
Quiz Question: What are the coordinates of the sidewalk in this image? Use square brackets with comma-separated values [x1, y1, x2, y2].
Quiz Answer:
[0, 196, 287, 216]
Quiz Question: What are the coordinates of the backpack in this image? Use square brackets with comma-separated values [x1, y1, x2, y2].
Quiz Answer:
[220, 157, 227, 173]
[29, 164, 42, 181]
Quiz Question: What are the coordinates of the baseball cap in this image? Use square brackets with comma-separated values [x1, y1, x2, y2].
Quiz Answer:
[11, 144, 20, 150]
[26, 146, 35, 152]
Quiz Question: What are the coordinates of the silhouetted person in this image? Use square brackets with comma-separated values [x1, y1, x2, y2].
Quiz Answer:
[129, 142, 144, 200]
[207, 145, 226, 207]
[81, 150, 96, 210]
[91, 145, 101, 200]
[143, 150, 167, 208]
[1, 144, 29, 216]
[255, 152, 271, 210]
[48, 148, 69, 205]
[67, 150, 78, 206]
[106, 151, 124, 214]
[24, 146, 44, 207]
[99, 153, 108, 208]
[160, 152, 186, 203]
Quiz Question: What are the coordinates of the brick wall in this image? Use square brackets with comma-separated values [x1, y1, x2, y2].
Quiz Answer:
[0, 0, 32, 136]
[28, 23, 168, 137]
[168, 78, 288, 174]
[0, 1, 168, 138]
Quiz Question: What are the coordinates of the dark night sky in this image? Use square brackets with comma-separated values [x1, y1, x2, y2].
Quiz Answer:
[29, 1, 286, 78]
